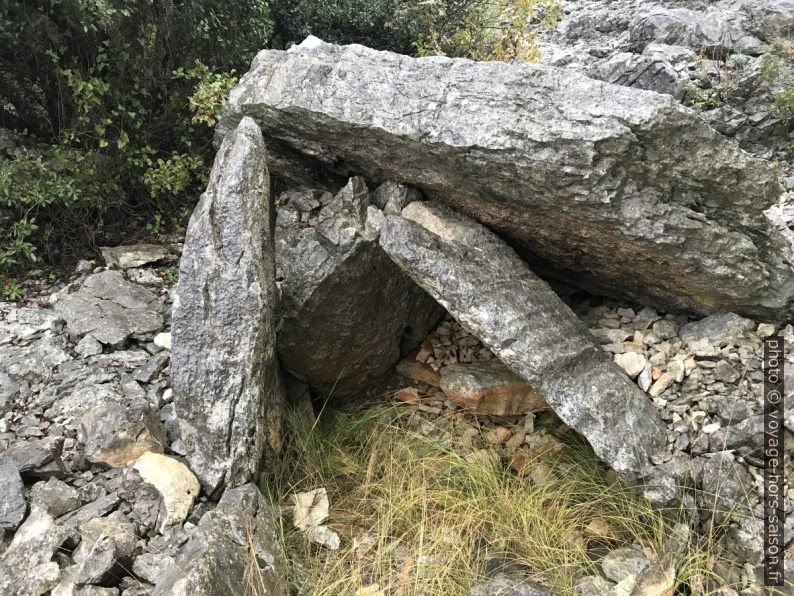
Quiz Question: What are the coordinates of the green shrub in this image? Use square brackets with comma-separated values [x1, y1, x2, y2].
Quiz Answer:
[773, 86, 794, 120]
[0, 1, 272, 273]
[270, 0, 562, 61]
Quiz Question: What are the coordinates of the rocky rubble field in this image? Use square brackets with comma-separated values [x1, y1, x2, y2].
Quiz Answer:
[0, 220, 791, 593]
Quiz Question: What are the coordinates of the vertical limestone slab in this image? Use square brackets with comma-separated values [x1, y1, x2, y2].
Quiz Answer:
[171, 117, 284, 495]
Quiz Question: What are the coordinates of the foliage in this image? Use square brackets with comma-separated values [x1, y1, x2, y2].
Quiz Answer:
[267, 404, 723, 595]
[1, 278, 24, 301]
[270, 0, 562, 62]
[773, 86, 794, 121]
[414, 0, 563, 62]
[685, 83, 726, 110]
[0, 1, 272, 273]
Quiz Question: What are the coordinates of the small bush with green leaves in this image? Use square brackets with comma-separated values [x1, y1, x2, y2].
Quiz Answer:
[0, 1, 272, 274]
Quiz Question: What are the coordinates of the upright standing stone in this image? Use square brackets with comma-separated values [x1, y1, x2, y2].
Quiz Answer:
[380, 201, 667, 480]
[171, 117, 284, 496]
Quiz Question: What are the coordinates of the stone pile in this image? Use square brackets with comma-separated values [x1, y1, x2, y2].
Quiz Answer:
[0, 184, 285, 596]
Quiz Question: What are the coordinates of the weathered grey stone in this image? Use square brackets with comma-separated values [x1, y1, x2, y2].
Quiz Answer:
[6, 436, 66, 479]
[0, 455, 26, 531]
[0, 506, 67, 595]
[379, 202, 667, 480]
[217, 38, 792, 321]
[275, 177, 443, 397]
[73, 512, 137, 585]
[574, 575, 615, 596]
[153, 484, 287, 596]
[171, 117, 285, 495]
[132, 352, 169, 383]
[100, 244, 168, 269]
[741, 0, 794, 42]
[629, 7, 761, 56]
[55, 270, 164, 345]
[75, 335, 103, 357]
[30, 477, 81, 518]
[133, 552, 177, 585]
[371, 181, 422, 216]
[132, 452, 199, 532]
[79, 399, 166, 468]
[589, 51, 687, 99]
[699, 451, 754, 524]
[679, 313, 755, 347]
[469, 572, 553, 595]
[439, 359, 548, 416]
[601, 545, 649, 583]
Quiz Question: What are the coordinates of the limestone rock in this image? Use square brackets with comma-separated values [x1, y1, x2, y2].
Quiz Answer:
[79, 399, 166, 467]
[133, 452, 200, 531]
[217, 38, 791, 321]
[30, 477, 81, 518]
[0, 506, 68, 595]
[679, 313, 755, 347]
[153, 484, 287, 595]
[614, 352, 647, 379]
[469, 573, 553, 595]
[55, 270, 164, 345]
[171, 117, 285, 495]
[100, 244, 168, 269]
[601, 545, 649, 583]
[439, 359, 548, 416]
[379, 202, 667, 480]
[6, 436, 66, 479]
[73, 512, 137, 585]
[0, 455, 26, 531]
[275, 177, 443, 397]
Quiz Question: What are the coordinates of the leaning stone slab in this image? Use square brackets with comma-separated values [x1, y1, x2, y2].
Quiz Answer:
[171, 117, 284, 496]
[379, 202, 667, 479]
[153, 484, 287, 595]
[217, 38, 792, 321]
[275, 177, 443, 397]
[55, 270, 164, 345]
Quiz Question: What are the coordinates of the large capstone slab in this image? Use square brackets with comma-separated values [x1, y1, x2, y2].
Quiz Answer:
[379, 201, 667, 480]
[217, 38, 792, 321]
[275, 178, 443, 397]
[171, 117, 284, 496]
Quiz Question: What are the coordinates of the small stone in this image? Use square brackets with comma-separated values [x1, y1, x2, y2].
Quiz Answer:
[73, 511, 137, 585]
[638, 365, 653, 392]
[305, 525, 340, 550]
[601, 545, 650, 583]
[292, 488, 329, 531]
[394, 387, 420, 404]
[396, 359, 441, 387]
[79, 399, 166, 467]
[0, 507, 67, 595]
[54, 270, 164, 345]
[679, 313, 754, 347]
[713, 361, 740, 383]
[133, 452, 200, 531]
[652, 319, 678, 340]
[132, 351, 169, 383]
[132, 552, 177, 585]
[614, 352, 647, 379]
[101, 244, 168, 269]
[649, 372, 676, 397]
[439, 359, 547, 416]
[153, 332, 172, 350]
[30, 477, 81, 518]
[756, 323, 776, 337]
[75, 335, 103, 357]
[701, 422, 721, 434]
[0, 455, 26, 531]
[6, 436, 66, 479]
